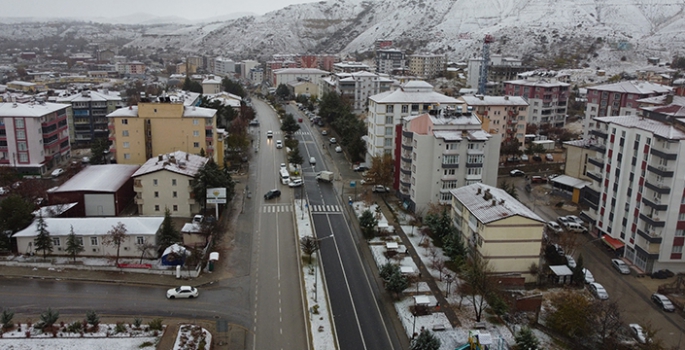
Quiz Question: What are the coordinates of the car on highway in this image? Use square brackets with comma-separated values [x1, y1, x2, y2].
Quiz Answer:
[288, 178, 303, 188]
[321, 130, 328, 136]
[335, 146, 342, 153]
[264, 189, 281, 200]
[309, 157, 316, 165]
[298, 118, 303, 123]
[280, 163, 287, 170]
[582, 268, 595, 283]
[629, 324, 647, 344]
[267, 130, 273, 138]
[611, 259, 631, 275]
[51, 168, 65, 177]
[509, 169, 525, 177]
[166, 286, 199, 299]
[546, 221, 563, 234]
[249, 119, 259, 126]
[588, 282, 609, 300]
[566, 255, 577, 269]
[329, 138, 337, 144]
[651, 293, 675, 312]
[372, 185, 389, 193]
[276, 140, 283, 149]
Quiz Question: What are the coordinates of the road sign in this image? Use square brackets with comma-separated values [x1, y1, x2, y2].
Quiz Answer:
[207, 187, 227, 204]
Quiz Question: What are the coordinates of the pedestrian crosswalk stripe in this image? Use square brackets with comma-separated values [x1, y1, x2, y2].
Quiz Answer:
[310, 205, 341, 212]
[262, 204, 292, 213]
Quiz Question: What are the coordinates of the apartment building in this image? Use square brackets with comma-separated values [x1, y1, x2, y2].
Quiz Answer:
[333, 62, 371, 73]
[273, 68, 328, 87]
[399, 108, 500, 212]
[107, 101, 219, 165]
[115, 61, 145, 77]
[376, 49, 405, 75]
[249, 67, 264, 85]
[133, 151, 209, 217]
[56, 90, 122, 146]
[459, 95, 529, 147]
[503, 77, 570, 127]
[0, 101, 71, 175]
[583, 81, 672, 137]
[202, 76, 223, 95]
[581, 115, 685, 273]
[320, 71, 394, 112]
[366, 81, 460, 162]
[451, 183, 545, 283]
[467, 55, 530, 95]
[213, 57, 236, 77]
[408, 54, 445, 79]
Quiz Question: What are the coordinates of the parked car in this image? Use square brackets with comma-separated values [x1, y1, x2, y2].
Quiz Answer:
[288, 178, 303, 188]
[530, 175, 547, 183]
[582, 268, 595, 283]
[0, 187, 8, 196]
[372, 185, 389, 193]
[509, 169, 525, 177]
[651, 293, 675, 312]
[354, 165, 369, 172]
[264, 189, 281, 200]
[557, 216, 573, 227]
[588, 282, 609, 300]
[51, 168, 65, 177]
[506, 157, 521, 163]
[192, 215, 204, 223]
[565, 222, 588, 233]
[552, 243, 564, 256]
[335, 146, 342, 153]
[280, 163, 287, 170]
[329, 138, 337, 144]
[611, 259, 631, 275]
[629, 324, 647, 344]
[520, 154, 529, 161]
[532, 154, 542, 162]
[166, 286, 199, 299]
[566, 255, 577, 269]
[249, 119, 259, 126]
[321, 130, 328, 136]
[566, 215, 584, 225]
[547, 221, 563, 234]
[546, 153, 554, 161]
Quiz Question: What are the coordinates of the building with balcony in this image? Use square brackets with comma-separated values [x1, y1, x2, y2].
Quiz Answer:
[451, 183, 545, 283]
[202, 76, 223, 95]
[272, 68, 329, 88]
[398, 107, 500, 212]
[366, 81, 460, 163]
[0, 101, 71, 175]
[503, 77, 570, 127]
[132, 151, 209, 217]
[320, 71, 394, 113]
[56, 90, 122, 146]
[583, 81, 672, 137]
[407, 54, 445, 79]
[580, 115, 685, 274]
[115, 61, 145, 77]
[213, 57, 236, 77]
[467, 55, 530, 96]
[333, 62, 371, 74]
[458, 95, 529, 148]
[107, 101, 219, 165]
[376, 49, 406, 75]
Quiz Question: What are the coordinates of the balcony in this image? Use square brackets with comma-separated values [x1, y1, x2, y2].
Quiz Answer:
[134, 198, 144, 205]
[645, 180, 671, 194]
[587, 157, 604, 168]
[465, 162, 483, 168]
[402, 130, 413, 138]
[400, 167, 412, 176]
[641, 197, 668, 211]
[586, 171, 603, 182]
[399, 178, 411, 187]
[589, 129, 608, 139]
[636, 228, 663, 244]
[401, 156, 412, 163]
[588, 143, 606, 153]
[442, 163, 459, 169]
[650, 147, 677, 160]
[402, 143, 412, 151]
[639, 213, 666, 227]
[647, 165, 674, 178]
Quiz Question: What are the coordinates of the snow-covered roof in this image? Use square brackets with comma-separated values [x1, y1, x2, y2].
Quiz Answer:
[107, 105, 138, 117]
[181, 222, 202, 233]
[55, 90, 121, 103]
[550, 175, 592, 189]
[370, 83, 458, 104]
[13, 217, 164, 238]
[459, 95, 528, 106]
[594, 115, 685, 140]
[183, 105, 216, 118]
[0, 102, 69, 117]
[505, 78, 570, 88]
[450, 183, 544, 224]
[50, 164, 140, 193]
[273, 68, 329, 75]
[133, 151, 208, 178]
[433, 129, 490, 141]
[32, 203, 78, 217]
[587, 80, 671, 94]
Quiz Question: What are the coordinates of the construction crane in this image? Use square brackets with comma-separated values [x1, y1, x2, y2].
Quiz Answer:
[477, 34, 495, 95]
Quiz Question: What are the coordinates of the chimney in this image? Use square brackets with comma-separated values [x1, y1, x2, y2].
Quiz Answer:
[185, 153, 189, 160]
[128, 105, 132, 110]
[477, 187, 482, 195]
[504, 95, 509, 100]
[158, 154, 163, 161]
[483, 188, 492, 200]
[491, 199, 497, 206]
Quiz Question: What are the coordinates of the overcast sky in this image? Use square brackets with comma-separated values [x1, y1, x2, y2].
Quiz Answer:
[2, 0, 323, 20]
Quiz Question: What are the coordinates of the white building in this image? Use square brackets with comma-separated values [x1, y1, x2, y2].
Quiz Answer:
[320, 71, 394, 112]
[273, 68, 329, 87]
[249, 67, 264, 85]
[376, 49, 406, 75]
[333, 62, 371, 73]
[202, 76, 223, 95]
[408, 54, 445, 79]
[366, 81, 460, 162]
[213, 57, 235, 77]
[399, 108, 500, 212]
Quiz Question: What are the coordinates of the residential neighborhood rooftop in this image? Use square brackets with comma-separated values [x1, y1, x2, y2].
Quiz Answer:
[13, 217, 165, 237]
[594, 115, 685, 140]
[450, 183, 544, 224]
[133, 151, 209, 178]
[49, 164, 140, 193]
[588, 80, 672, 94]
[0, 101, 69, 117]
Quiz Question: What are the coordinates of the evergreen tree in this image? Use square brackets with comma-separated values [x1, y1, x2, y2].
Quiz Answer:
[192, 159, 235, 212]
[90, 137, 109, 165]
[65, 225, 84, 262]
[182, 77, 202, 93]
[86, 310, 99, 327]
[410, 328, 441, 350]
[359, 210, 378, 239]
[515, 327, 540, 350]
[385, 269, 409, 297]
[288, 147, 304, 167]
[379, 262, 400, 282]
[221, 77, 246, 97]
[1, 309, 14, 330]
[280, 113, 300, 135]
[275, 84, 290, 99]
[33, 213, 52, 258]
[572, 254, 586, 285]
[158, 208, 181, 249]
[0, 194, 36, 249]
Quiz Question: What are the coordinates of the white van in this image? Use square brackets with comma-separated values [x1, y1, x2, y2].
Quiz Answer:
[566, 222, 587, 233]
[309, 157, 316, 165]
[279, 168, 290, 185]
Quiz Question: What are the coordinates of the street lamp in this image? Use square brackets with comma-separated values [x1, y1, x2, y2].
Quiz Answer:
[313, 234, 334, 302]
[444, 274, 455, 297]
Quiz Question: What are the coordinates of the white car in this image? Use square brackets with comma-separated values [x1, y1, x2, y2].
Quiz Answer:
[629, 324, 647, 344]
[276, 140, 283, 149]
[329, 137, 337, 144]
[509, 169, 525, 177]
[372, 185, 389, 193]
[288, 178, 303, 188]
[280, 163, 286, 170]
[0, 187, 8, 196]
[51, 168, 65, 177]
[321, 130, 328, 136]
[566, 255, 577, 269]
[166, 286, 199, 299]
[335, 146, 342, 153]
[582, 268, 595, 284]
[309, 157, 316, 165]
[566, 215, 584, 225]
[546, 221, 563, 234]
[588, 282, 609, 300]
[611, 258, 631, 275]
[266, 130, 273, 138]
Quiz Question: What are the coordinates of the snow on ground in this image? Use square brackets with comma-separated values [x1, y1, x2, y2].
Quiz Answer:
[0, 323, 159, 350]
[173, 324, 211, 350]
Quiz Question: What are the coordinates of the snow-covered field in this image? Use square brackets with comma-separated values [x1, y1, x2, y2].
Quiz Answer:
[0, 323, 160, 350]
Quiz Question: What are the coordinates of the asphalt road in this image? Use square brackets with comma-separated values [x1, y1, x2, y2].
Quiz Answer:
[290, 104, 404, 350]
[504, 175, 685, 348]
[249, 99, 308, 350]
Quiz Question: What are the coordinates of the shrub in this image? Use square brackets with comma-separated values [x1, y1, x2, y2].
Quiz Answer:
[139, 341, 154, 348]
[67, 321, 82, 333]
[133, 317, 142, 329]
[115, 322, 127, 334]
[148, 318, 163, 331]
[1, 309, 14, 330]
[86, 311, 99, 328]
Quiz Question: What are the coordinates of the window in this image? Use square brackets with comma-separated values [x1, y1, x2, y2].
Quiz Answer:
[90, 237, 98, 246]
[443, 169, 456, 176]
[173, 205, 178, 211]
[401, 105, 408, 113]
[123, 153, 131, 160]
[122, 119, 128, 125]
[384, 138, 392, 147]
[154, 191, 159, 198]
[385, 115, 393, 124]
[193, 142, 200, 148]
[385, 127, 392, 136]
[173, 191, 177, 198]
[442, 154, 459, 165]
[76, 237, 83, 245]
[153, 179, 158, 186]
[468, 143, 480, 150]
[52, 238, 61, 246]
[193, 119, 199, 125]
[672, 246, 683, 254]
[123, 142, 130, 148]
[467, 167, 482, 175]
[442, 180, 458, 189]
[676, 230, 685, 237]
[193, 130, 200, 137]
[136, 236, 144, 245]
[16, 130, 25, 140]
[154, 205, 160, 211]
[172, 179, 177, 186]
[19, 153, 28, 162]
[122, 130, 129, 137]
[17, 142, 27, 151]
[386, 105, 394, 113]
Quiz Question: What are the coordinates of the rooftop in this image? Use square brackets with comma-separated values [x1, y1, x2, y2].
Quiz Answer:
[0, 101, 69, 118]
[451, 183, 544, 224]
[13, 217, 164, 238]
[594, 115, 685, 140]
[133, 151, 209, 178]
[370, 81, 459, 104]
[50, 164, 140, 193]
[587, 80, 672, 94]
[56, 90, 122, 103]
[459, 94, 529, 106]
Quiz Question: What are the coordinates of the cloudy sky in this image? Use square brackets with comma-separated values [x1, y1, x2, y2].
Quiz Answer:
[2, 0, 324, 20]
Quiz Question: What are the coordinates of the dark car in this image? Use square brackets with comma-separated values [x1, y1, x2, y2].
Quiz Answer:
[533, 154, 542, 162]
[264, 189, 281, 200]
[651, 293, 675, 312]
[354, 166, 369, 172]
[530, 175, 547, 183]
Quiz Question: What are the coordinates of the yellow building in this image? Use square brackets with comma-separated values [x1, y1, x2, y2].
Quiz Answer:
[451, 183, 545, 283]
[107, 102, 220, 165]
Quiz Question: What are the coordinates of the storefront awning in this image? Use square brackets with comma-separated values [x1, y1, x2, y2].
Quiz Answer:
[602, 235, 625, 250]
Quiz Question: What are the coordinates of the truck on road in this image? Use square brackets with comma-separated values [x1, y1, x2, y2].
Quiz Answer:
[316, 171, 334, 183]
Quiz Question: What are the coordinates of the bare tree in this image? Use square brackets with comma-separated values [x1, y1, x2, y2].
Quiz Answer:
[299, 236, 319, 264]
[593, 300, 622, 347]
[432, 258, 446, 281]
[103, 222, 127, 266]
[136, 241, 156, 263]
[462, 253, 494, 322]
